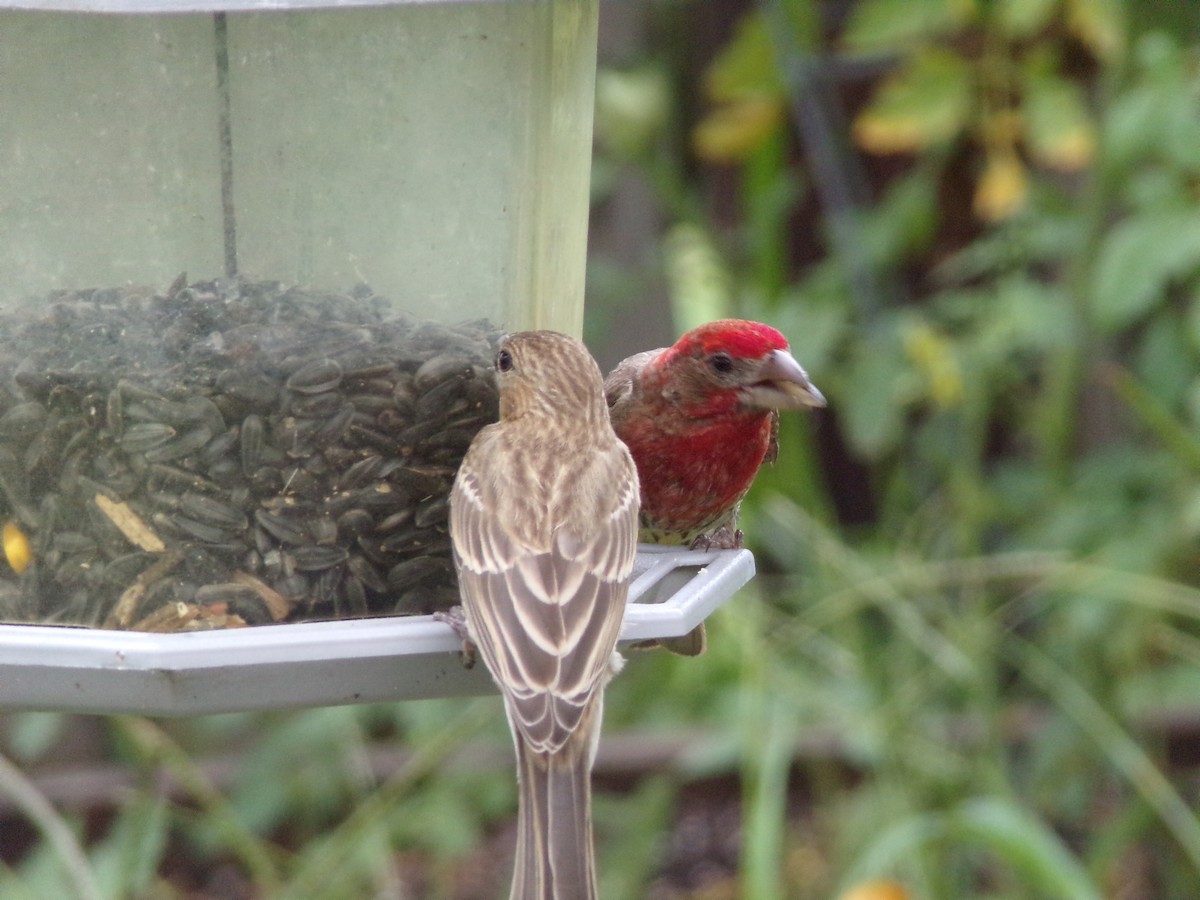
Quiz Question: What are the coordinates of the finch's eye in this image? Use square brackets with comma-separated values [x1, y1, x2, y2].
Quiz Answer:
[495, 349, 514, 373]
[709, 352, 734, 374]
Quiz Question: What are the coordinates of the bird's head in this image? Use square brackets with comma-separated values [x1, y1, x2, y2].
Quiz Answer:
[659, 320, 826, 415]
[493, 330, 608, 425]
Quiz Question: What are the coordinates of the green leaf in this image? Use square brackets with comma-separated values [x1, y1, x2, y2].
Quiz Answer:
[1102, 36, 1200, 176]
[1091, 212, 1200, 331]
[771, 284, 850, 376]
[1022, 70, 1095, 170]
[594, 66, 671, 162]
[840, 329, 913, 458]
[997, 0, 1059, 37]
[859, 167, 939, 265]
[840, 798, 1102, 899]
[1108, 365, 1200, 475]
[5, 714, 67, 764]
[0, 863, 44, 900]
[1123, 168, 1195, 214]
[989, 278, 1076, 357]
[1014, 636, 1200, 872]
[843, 0, 977, 51]
[664, 223, 734, 330]
[8, 840, 75, 899]
[1066, 0, 1126, 61]
[90, 793, 169, 897]
[953, 797, 1104, 900]
[1135, 310, 1194, 410]
[1161, 92, 1200, 172]
[853, 48, 974, 153]
[704, 12, 782, 102]
[595, 780, 678, 900]
[1103, 84, 1164, 172]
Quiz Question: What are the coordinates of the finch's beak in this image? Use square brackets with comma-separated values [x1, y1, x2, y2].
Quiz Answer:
[741, 349, 826, 411]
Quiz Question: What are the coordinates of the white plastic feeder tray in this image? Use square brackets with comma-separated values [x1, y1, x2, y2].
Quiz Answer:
[0, 545, 754, 716]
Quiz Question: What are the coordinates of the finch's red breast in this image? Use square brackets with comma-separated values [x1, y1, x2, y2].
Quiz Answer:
[624, 405, 774, 544]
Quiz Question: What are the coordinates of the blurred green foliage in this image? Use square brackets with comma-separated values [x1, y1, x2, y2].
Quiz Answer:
[590, 0, 1200, 897]
[4, 1, 1200, 898]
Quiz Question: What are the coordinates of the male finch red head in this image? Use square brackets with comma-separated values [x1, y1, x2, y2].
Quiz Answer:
[450, 330, 639, 900]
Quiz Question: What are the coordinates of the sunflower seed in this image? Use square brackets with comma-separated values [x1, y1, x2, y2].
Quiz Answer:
[254, 508, 309, 546]
[286, 358, 343, 395]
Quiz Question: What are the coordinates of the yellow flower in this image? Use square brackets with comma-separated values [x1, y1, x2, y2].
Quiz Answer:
[974, 153, 1029, 222]
[853, 111, 929, 155]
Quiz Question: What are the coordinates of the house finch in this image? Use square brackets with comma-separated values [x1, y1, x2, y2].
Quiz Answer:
[605, 319, 824, 654]
[449, 330, 639, 900]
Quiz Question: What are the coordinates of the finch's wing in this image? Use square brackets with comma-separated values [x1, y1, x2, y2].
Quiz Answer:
[765, 409, 780, 465]
[451, 446, 639, 756]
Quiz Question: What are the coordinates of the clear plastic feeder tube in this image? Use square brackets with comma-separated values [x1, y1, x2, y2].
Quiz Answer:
[0, 0, 599, 631]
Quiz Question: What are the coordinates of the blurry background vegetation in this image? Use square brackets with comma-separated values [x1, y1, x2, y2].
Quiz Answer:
[5, 0, 1200, 897]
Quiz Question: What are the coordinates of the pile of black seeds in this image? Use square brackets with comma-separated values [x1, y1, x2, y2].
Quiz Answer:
[0, 276, 501, 630]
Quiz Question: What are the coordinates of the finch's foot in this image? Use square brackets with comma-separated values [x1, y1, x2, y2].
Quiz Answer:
[689, 527, 744, 551]
[433, 606, 478, 669]
[630, 623, 708, 657]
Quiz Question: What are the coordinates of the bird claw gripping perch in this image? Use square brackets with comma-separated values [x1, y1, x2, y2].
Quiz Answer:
[432, 605, 477, 669]
[688, 527, 744, 552]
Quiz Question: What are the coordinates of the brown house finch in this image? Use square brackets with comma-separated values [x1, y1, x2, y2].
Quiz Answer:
[450, 331, 639, 900]
[605, 319, 824, 654]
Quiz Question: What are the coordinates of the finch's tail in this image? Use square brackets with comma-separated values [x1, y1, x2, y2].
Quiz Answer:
[510, 724, 598, 900]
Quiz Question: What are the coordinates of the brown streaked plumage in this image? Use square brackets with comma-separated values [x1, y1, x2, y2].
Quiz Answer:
[450, 330, 639, 900]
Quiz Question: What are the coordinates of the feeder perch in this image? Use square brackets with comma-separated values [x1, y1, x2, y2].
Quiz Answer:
[0, 546, 754, 715]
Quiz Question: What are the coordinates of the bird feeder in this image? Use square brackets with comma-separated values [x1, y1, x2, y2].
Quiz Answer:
[0, 0, 755, 713]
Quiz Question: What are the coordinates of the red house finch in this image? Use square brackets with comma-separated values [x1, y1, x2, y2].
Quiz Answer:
[605, 319, 824, 654]
[450, 331, 639, 900]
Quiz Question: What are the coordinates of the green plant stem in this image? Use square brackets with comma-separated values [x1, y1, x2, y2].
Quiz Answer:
[760, 0, 887, 320]
[1106, 364, 1200, 473]
[111, 715, 285, 895]
[764, 497, 977, 681]
[742, 125, 794, 305]
[0, 750, 102, 900]
[279, 699, 494, 900]
[736, 592, 788, 900]
[640, 6, 708, 231]
[1009, 637, 1200, 872]
[1036, 56, 1127, 482]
